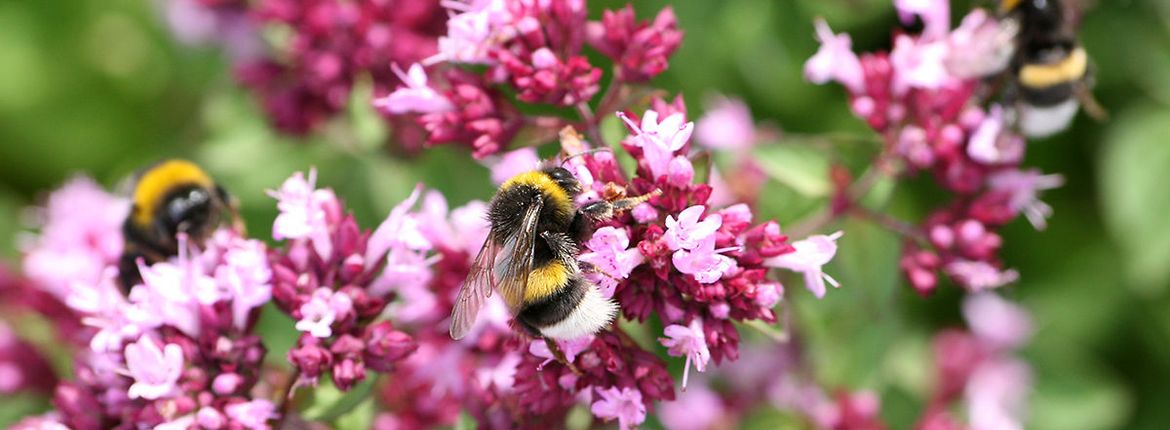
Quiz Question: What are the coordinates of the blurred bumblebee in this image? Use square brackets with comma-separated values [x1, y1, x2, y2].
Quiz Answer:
[449, 129, 657, 342]
[119, 159, 240, 288]
[999, 0, 1105, 137]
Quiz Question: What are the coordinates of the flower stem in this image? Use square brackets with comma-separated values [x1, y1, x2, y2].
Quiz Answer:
[575, 101, 606, 148]
[274, 368, 301, 428]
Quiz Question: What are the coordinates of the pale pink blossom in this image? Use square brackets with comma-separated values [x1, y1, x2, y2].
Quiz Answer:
[67, 268, 146, 352]
[487, 147, 541, 185]
[373, 63, 454, 115]
[804, 19, 864, 93]
[476, 352, 522, 392]
[945, 260, 1019, 291]
[663, 205, 721, 251]
[579, 226, 644, 296]
[946, 9, 1017, 78]
[295, 288, 353, 338]
[987, 169, 1065, 230]
[963, 293, 1033, 350]
[529, 335, 595, 367]
[213, 236, 272, 329]
[968, 105, 1025, 165]
[618, 110, 695, 180]
[894, 0, 951, 40]
[196, 407, 226, 429]
[268, 169, 339, 258]
[696, 95, 756, 151]
[659, 319, 710, 390]
[427, 0, 514, 65]
[154, 416, 196, 430]
[658, 383, 724, 430]
[124, 336, 184, 400]
[966, 358, 1031, 430]
[764, 232, 842, 298]
[225, 399, 278, 429]
[672, 236, 737, 284]
[367, 185, 431, 267]
[891, 35, 956, 95]
[591, 386, 647, 430]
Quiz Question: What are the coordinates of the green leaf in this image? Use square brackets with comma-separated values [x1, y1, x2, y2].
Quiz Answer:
[1098, 105, 1170, 294]
[455, 410, 479, 430]
[333, 395, 377, 430]
[304, 377, 379, 423]
[752, 144, 830, 198]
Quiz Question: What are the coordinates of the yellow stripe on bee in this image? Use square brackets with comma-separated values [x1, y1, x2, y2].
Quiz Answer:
[500, 171, 573, 216]
[524, 262, 570, 302]
[999, 0, 1022, 13]
[1019, 48, 1088, 89]
[132, 159, 214, 226]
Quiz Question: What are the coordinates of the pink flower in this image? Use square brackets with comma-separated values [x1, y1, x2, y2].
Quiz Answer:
[21, 176, 127, 300]
[663, 206, 721, 251]
[225, 399, 278, 429]
[890, 35, 955, 95]
[894, 0, 951, 40]
[214, 236, 273, 330]
[804, 19, 864, 93]
[764, 232, 842, 298]
[528, 335, 594, 367]
[618, 110, 694, 180]
[268, 169, 339, 258]
[586, 5, 683, 82]
[487, 147, 541, 185]
[944, 260, 1019, 291]
[579, 226, 644, 296]
[123, 336, 183, 400]
[672, 236, 737, 284]
[659, 319, 710, 390]
[966, 358, 1031, 430]
[657, 383, 724, 430]
[695, 95, 756, 151]
[196, 407, 226, 429]
[476, 352, 521, 392]
[946, 9, 1016, 78]
[591, 386, 647, 430]
[986, 170, 1064, 230]
[366, 185, 432, 269]
[427, 0, 513, 65]
[295, 288, 353, 338]
[67, 268, 146, 352]
[373, 63, 455, 115]
[968, 105, 1024, 165]
[963, 293, 1033, 350]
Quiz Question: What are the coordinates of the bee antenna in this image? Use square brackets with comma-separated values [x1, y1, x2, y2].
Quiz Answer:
[560, 148, 613, 167]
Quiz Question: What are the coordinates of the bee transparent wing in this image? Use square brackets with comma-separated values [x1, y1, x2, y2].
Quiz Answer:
[449, 236, 501, 340]
[493, 195, 543, 310]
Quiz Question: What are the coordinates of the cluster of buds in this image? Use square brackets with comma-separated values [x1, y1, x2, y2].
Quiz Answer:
[805, 0, 1063, 294]
[267, 170, 419, 391]
[231, 0, 448, 135]
[14, 176, 280, 429]
[374, 0, 683, 158]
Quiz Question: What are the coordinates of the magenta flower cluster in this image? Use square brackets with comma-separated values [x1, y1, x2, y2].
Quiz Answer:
[805, 0, 1063, 295]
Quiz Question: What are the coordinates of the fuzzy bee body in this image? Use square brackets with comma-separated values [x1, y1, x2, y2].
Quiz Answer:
[119, 159, 237, 288]
[1001, 0, 1101, 136]
[449, 165, 651, 341]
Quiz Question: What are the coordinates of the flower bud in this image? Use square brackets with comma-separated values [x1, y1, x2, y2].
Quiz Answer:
[363, 322, 417, 372]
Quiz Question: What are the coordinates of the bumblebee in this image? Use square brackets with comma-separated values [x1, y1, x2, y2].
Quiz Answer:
[1000, 0, 1104, 137]
[119, 159, 239, 288]
[449, 140, 656, 341]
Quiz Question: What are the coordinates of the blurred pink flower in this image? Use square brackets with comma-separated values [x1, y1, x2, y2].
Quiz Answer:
[586, 5, 683, 82]
[944, 260, 1018, 292]
[804, 19, 864, 93]
[968, 105, 1024, 165]
[487, 147, 541, 185]
[695, 95, 756, 151]
[124, 336, 183, 400]
[966, 358, 1031, 430]
[476, 352, 521, 392]
[225, 399, 278, 429]
[196, 407, 226, 429]
[894, 0, 951, 40]
[529, 335, 594, 367]
[21, 176, 127, 300]
[659, 319, 710, 390]
[663, 205, 721, 251]
[657, 383, 724, 430]
[373, 63, 455, 115]
[891, 35, 955, 95]
[428, 0, 513, 65]
[946, 9, 1016, 78]
[591, 386, 647, 430]
[619, 110, 694, 180]
[579, 226, 644, 297]
[764, 232, 842, 298]
[963, 293, 1033, 350]
[986, 170, 1064, 230]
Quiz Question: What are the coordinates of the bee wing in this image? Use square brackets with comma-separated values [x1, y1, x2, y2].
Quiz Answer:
[449, 195, 544, 340]
[493, 194, 543, 310]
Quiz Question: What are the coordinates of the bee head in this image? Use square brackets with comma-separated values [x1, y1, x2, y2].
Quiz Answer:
[160, 186, 218, 239]
[542, 166, 583, 196]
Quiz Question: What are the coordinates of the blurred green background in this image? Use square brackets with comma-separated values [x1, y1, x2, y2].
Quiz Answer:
[1, 0, 1169, 428]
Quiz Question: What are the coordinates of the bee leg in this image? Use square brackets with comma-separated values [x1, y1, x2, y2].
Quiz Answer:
[579, 189, 663, 222]
[539, 231, 580, 268]
[1074, 81, 1108, 121]
[217, 185, 247, 234]
[578, 261, 619, 283]
[544, 337, 583, 376]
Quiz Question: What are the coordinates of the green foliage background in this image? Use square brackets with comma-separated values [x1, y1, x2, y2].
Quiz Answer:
[0, 0, 1168, 428]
